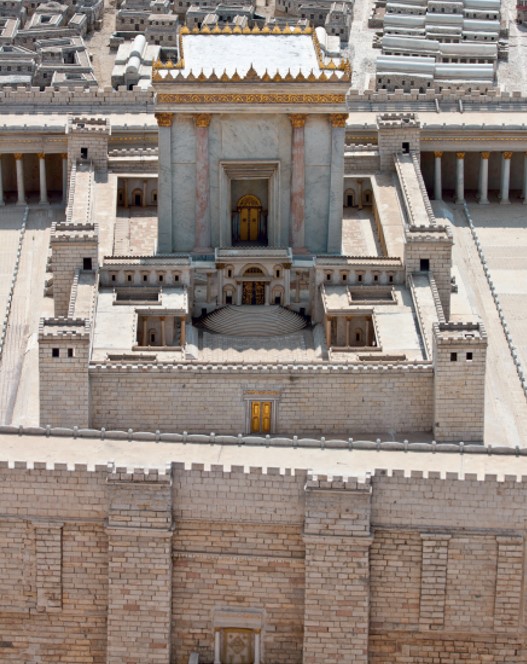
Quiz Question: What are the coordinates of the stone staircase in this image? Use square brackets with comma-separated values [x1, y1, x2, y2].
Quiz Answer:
[198, 305, 307, 337]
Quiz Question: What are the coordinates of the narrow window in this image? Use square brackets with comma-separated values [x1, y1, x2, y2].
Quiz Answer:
[52, 348, 60, 358]
[83, 257, 92, 270]
[450, 352, 458, 362]
[420, 258, 430, 272]
[80, 147, 88, 159]
[68, 348, 74, 358]
[402, 141, 410, 154]
[466, 352, 473, 361]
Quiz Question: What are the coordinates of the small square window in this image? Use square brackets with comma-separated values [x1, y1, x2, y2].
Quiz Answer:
[326, 273, 331, 281]
[450, 352, 457, 362]
[466, 352, 473, 361]
[143, 274, 148, 282]
[68, 348, 74, 358]
[127, 274, 132, 282]
[373, 274, 379, 282]
[174, 274, 180, 282]
[111, 274, 116, 282]
[420, 259, 430, 272]
[80, 147, 88, 159]
[83, 257, 92, 270]
[357, 274, 363, 282]
[52, 348, 60, 358]
[159, 274, 164, 282]
[389, 275, 394, 283]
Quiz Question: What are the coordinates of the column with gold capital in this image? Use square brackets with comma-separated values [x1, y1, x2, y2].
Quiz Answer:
[194, 113, 211, 251]
[155, 112, 174, 252]
[14, 153, 25, 205]
[289, 114, 306, 251]
[327, 114, 347, 253]
[478, 152, 490, 205]
[38, 153, 48, 204]
[455, 152, 465, 204]
[434, 151, 443, 201]
[0, 156, 4, 206]
[500, 151, 512, 205]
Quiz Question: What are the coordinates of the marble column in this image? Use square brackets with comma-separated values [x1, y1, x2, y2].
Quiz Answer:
[284, 267, 291, 306]
[357, 179, 363, 210]
[0, 156, 4, 206]
[14, 153, 25, 205]
[180, 318, 186, 347]
[327, 113, 347, 253]
[289, 114, 306, 251]
[61, 153, 68, 204]
[160, 317, 166, 347]
[500, 151, 512, 205]
[194, 113, 211, 251]
[523, 153, 527, 204]
[38, 153, 48, 204]
[455, 152, 465, 204]
[155, 112, 174, 252]
[142, 179, 147, 208]
[214, 629, 221, 664]
[434, 151, 443, 201]
[478, 152, 490, 205]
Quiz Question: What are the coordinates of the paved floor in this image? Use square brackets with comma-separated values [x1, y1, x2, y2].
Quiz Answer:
[114, 207, 157, 255]
[442, 201, 527, 447]
[0, 207, 55, 426]
[342, 208, 382, 256]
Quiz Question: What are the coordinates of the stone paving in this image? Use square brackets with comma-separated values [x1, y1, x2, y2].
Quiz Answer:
[342, 208, 382, 256]
[114, 207, 157, 255]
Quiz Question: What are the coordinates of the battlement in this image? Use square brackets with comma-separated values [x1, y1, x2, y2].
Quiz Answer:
[39, 317, 91, 339]
[67, 116, 111, 134]
[433, 321, 487, 344]
[377, 112, 420, 129]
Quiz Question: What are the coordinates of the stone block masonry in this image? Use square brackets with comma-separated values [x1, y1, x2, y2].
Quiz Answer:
[0, 461, 525, 663]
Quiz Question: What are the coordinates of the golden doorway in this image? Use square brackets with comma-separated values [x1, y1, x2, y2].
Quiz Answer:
[242, 281, 265, 305]
[250, 401, 272, 434]
[237, 194, 261, 242]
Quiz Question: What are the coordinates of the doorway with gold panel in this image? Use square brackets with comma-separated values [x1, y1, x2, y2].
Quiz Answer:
[233, 194, 267, 244]
[250, 401, 272, 434]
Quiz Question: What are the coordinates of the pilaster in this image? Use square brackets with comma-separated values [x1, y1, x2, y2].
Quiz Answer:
[289, 114, 306, 252]
[194, 113, 212, 252]
[156, 112, 174, 253]
[327, 113, 347, 253]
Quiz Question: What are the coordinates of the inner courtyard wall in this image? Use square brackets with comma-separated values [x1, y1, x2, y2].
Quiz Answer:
[88, 365, 434, 435]
[0, 461, 525, 663]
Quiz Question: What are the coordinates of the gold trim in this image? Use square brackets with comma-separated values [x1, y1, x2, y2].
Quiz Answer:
[194, 113, 211, 128]
[155, 112, 174, 127]
[14, 153, 23, 160]
[330, 113, 348, 128]
[503, 151, 513, 159]
[157, 93, 346, 105]
[37, 152, 46, 160]
[456, 152, 465, 160]
[434, 151, 443, 158]
[289, 114, 306, 128]
[481, 151, 490, 159]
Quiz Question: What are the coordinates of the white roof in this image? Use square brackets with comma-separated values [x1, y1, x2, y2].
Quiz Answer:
[180, 33, 340, 77]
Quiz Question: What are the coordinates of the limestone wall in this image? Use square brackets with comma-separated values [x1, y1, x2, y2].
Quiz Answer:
[0, 461, 525, 663]
[89, 364, 434, 436]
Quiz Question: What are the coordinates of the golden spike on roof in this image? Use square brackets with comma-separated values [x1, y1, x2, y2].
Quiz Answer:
[304, 25, 313, 34]
[318, 70, 327, 81]
[295, 70, 306, 82]
[197, 69, 207, 81]
[261, 25, 271, 33]
[329, 71, 340, 81]
[326, 59, 337, 70]
[307, 69, 317, 81]
[245, 64, 259, 81]
[272, 24, 282, 33]
[223, 24, 232, 33]
[233, 24, 242, 33]
[208, 70, 219, 81]
[174, 70, 185, 80]
[180, 26, 190, 34]
[201, 24, 211, 33]
[152, 69, 162, 81]
[231, 69, 241, 81]
[165, 60, 174, 69]
[186, 70, 196, 81]
[220, 69, 230, 81]
[152, 59, 161, 69]
[212, 24, 221, 33]
[242, 24, 251, 33]
[272, 70, 282, 82]
[284, 68, 294, 81]
[174, 58, 185, 69]
[293, 24, 303, 33]
[252, 23, 260, 33]
[261, 69, 271, 81]
[192, 24, 199, 33]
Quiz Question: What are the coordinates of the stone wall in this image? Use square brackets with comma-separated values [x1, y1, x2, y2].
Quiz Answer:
[89, 363, 435, 436]
[0, 460, 525, 663]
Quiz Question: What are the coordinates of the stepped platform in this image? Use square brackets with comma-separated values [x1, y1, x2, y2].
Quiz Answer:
[197, 305, 307, 337]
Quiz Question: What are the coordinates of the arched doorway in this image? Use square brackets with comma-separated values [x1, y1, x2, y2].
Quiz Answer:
[235, 194, 264, 243]
[132, 188, 143, 207]
[242, 266, 266, 305]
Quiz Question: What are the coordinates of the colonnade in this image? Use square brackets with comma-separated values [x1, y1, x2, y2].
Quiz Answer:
[433, 150, 527, 204]
[0, 152, 68, 205]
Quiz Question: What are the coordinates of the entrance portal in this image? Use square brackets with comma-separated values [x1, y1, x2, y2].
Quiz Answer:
[242, 281, 265, 305]
[250, 401, 272, 434]
[233, 194, 267, 244]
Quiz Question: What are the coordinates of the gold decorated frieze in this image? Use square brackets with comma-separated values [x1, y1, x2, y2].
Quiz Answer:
[157, 93, 346, 105]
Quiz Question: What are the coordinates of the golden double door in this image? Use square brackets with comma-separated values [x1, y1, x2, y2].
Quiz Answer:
[237, 194, 261, 242]
[251, 401, 272, 434]
[242, 281, 265, 305]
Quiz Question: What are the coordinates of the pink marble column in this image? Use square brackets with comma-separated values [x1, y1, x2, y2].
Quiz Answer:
[290, 114, 306, 251]
[194, 113, 211, 251]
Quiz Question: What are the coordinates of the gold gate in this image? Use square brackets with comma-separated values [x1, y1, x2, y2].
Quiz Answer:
[237, 194, 261, 242]
[250, 401, 272, 434]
